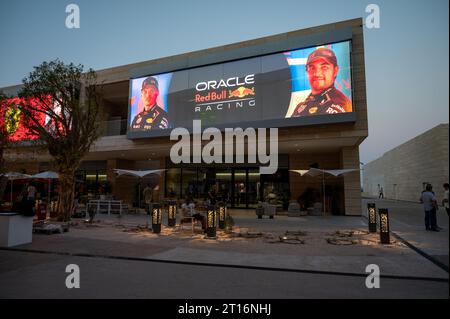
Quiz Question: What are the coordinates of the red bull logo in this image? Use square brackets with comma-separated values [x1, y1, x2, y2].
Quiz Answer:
[228, 86, 255, 98]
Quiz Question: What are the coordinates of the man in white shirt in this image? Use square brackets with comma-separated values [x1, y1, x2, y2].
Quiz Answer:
[181, 199, 196, 217]
[420, 184, 440, 231]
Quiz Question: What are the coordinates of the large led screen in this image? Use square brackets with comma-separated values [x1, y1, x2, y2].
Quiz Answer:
[1, 97, 46, 142]
[128, 40, 353, 137]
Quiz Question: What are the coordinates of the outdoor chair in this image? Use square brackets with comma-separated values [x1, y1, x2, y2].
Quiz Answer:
[307, 202, 323, 216]
[287, 202, 301, 217]
[179, 216, 203, 233]
[179, 205, 203, 233]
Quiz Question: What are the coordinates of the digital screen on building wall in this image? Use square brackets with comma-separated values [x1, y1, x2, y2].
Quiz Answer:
[128, 40, 353, 137]
[1, 97, 49, 142]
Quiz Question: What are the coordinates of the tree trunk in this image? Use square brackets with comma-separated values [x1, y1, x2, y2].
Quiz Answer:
[57, 171, 75, 222]
[0, 176, 7, 201]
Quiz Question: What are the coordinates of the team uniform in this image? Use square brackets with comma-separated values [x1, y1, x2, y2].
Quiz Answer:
[131, 104, 169, 131]
[292, 86, 352, 117]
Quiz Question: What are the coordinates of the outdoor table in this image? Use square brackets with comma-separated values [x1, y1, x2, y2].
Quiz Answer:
[0, 212, 33, 247]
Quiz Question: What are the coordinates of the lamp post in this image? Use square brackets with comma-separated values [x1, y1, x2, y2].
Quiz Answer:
[367, 203, 377, 233]
[167, 200, 177, 227]
[152, 203, 162, 234]
[206, 205, 217, 238]
[217, 201, 226, 229]
[379, 208, 390, 244]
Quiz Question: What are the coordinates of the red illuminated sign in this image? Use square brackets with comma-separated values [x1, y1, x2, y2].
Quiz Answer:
[1, 97, 46, 142]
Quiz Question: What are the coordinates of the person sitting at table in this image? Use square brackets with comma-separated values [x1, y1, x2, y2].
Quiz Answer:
[181, 197, 206, 231]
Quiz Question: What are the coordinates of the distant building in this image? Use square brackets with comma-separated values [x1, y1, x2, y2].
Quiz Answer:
[363, 124, 449, 202]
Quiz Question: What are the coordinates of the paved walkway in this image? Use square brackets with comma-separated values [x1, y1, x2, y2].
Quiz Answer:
[0, 200, 448, 298]
[362, 197, 449, 269]
[3, 208, 448, 279]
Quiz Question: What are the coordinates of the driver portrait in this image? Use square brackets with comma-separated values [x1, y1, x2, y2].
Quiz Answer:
[130, 76, 169, 131]
[292, 47, 352, 117]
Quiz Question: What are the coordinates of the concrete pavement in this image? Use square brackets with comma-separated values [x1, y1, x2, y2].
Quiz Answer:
[0, 199, 448, 298]
[362, 197, 449, 269]
[0, 250, 447, 299]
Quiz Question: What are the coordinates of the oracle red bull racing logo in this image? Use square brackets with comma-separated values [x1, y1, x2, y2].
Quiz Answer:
[194, 74, 256, 112]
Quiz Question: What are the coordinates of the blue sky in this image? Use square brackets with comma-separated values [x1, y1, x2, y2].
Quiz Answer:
[0, 0, 448, 164]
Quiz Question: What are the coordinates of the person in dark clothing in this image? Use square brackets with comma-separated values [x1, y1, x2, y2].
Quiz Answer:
[420, 184, 440, 231]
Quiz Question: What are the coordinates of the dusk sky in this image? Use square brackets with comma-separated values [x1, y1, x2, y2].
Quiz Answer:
[0, 0, 448, 164]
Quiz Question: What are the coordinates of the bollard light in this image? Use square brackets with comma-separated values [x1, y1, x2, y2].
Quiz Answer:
[206, 205, 217, 238]
[378, 208, 390, 244]
[167, 200, 177, 227]
[217, 201, 227, 229]
[152, 203, 162, 233]
[367, 203, 377, 233]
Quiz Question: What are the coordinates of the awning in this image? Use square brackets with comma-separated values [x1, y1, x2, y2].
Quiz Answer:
[31, 171, 59, 179]
[0, 172, 31, 180]
[113, 169, 166, 178]
[305, 168, 360, 177]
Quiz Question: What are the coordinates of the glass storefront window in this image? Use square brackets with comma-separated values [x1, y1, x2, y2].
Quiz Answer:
[165, 168, 181, 198]
[197, 168, 215, 200]
[162, 166, 291, 209]
[181, 168, 197, 199]
[234, 169, 247, 208]
[247, 169, 261, 208]
[215, 169, 232, 203]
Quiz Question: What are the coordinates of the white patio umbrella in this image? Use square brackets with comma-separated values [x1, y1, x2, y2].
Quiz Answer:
[30, 171, 59, 201]
[0, 172, 31, 203]
[290, 168, 360, 213]
[113, 169, 166, 208]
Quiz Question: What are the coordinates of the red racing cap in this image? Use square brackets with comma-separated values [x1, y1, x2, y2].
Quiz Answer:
[306, 47, 338, 67]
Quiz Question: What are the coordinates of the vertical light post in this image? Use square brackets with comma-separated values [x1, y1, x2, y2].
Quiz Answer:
[152, 203, 162, 234]
[167, 200, 177, 227]
[206, 205, 217, 238]
[217, 201, 226, 230]
[379, 208, 390, 244]
[367, 203, 377, 233]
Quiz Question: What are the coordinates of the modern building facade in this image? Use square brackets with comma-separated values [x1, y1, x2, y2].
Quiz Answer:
[363, 123, 449, 202]
[2, 18, 368, 215]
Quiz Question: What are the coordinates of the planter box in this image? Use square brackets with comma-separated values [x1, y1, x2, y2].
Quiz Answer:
[0, 212, 33, 247]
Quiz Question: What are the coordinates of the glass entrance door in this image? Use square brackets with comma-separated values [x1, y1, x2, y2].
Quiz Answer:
[215, 169, 232, 203]
[247, 169, 261, 208]
[233, 169, 247, 208]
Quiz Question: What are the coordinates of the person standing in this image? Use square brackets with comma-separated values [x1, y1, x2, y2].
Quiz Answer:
[207, 185, 217, 206]
[442, 183, 449, 216]
[420, 184, 440, 231]
[21, 182, 37, 216]
[27, 183, 37, 204]
[378, 185, 384, 199]
[143, 184, 153, 205]
[151, 185, 160, 203]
